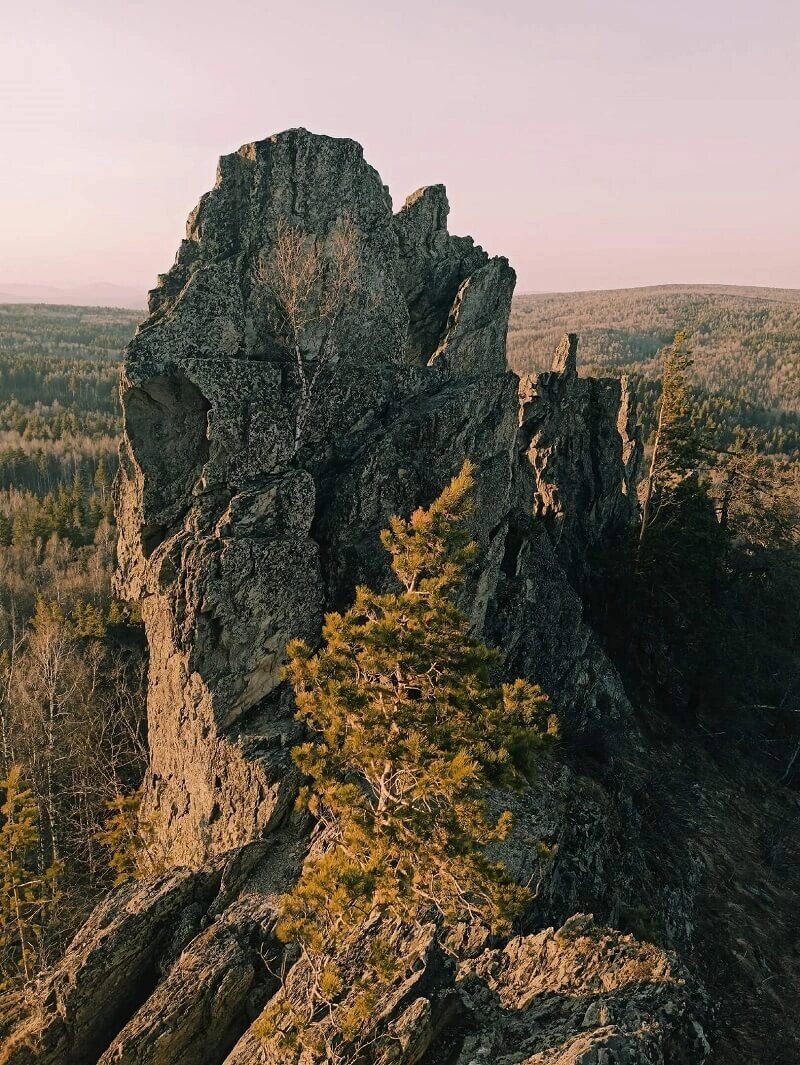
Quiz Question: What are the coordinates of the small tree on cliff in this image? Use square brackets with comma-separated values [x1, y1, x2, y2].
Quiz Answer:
[95, 787, 164, 886]
[257, 462, 557, 1063]
[256, 215, 359, 452]
[639, 331, 701, 544]
[632, 331, 725, 715]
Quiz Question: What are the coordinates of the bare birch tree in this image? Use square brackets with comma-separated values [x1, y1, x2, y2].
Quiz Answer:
[256, 215, 359, 451]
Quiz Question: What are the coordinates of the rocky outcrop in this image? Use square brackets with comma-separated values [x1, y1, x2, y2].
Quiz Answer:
[1, 867, 223, 1065]
[114, 129, 638, 867]
[447, 914, 709, 1064]
[114, 129, 523, 866]
[517, 334, 641, 586]
[2, 129, 709, 1065]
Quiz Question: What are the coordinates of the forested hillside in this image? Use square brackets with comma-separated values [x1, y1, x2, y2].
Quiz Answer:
[0, 305, 140, 618]
[509, 285, 800, 455]
[0, 305, 145, 990]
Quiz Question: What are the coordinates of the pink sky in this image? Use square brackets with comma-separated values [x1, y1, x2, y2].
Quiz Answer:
[2, 0, 799, 296]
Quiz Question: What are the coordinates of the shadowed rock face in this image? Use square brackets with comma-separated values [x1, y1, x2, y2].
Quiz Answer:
[3, 131, 714, 1065]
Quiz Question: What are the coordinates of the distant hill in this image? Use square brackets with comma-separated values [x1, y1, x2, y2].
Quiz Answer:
[509, 285, 800, 455]
[509, 284, 800, 410]
[0, 282, 146, 310]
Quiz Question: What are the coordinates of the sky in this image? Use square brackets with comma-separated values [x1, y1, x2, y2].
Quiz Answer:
[2, 0, 799, 297]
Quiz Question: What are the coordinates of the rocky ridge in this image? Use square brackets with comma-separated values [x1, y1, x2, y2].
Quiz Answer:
[1, 129, 712, 1065]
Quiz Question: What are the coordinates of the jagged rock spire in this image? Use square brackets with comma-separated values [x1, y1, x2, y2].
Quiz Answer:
[551, 332, 579, 375]
[116, 127, 518, 864]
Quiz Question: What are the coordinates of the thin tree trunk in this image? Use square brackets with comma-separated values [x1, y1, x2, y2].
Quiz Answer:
[639, 401, 665, 547]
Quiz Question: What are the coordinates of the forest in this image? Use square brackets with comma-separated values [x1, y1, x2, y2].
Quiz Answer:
[0, 304, 145, 998]
[0, 293, 798, 1012]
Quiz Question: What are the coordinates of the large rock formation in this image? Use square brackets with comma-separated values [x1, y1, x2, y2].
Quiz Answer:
[114, 129, 527, 866]
[114, 130, 642, 868]
[1, 130, 713, 1065]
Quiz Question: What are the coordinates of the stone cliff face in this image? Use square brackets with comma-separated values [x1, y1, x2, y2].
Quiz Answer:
[114, 129, 643, 872]
[1, 130, 713, 1065]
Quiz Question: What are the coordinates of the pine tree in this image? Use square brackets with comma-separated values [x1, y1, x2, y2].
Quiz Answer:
[257, 462, 557, 1062]
[93, 458, 109, 503]
[631, 332, 726, 716]
[86, 495, 105, 532]
[0, 513, 12, 548]
[640, 331, 701, 543]
[70, 600, 106, 639]
[0, 766, 61, 989]
[95, 789, 161, 885]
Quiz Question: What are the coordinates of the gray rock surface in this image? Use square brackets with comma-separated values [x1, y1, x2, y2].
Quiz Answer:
[2, 129, 708, 1065]
[1, 866, 221, 1064]
[115, 129, 637, 868]
[447, 914, 708, 1065]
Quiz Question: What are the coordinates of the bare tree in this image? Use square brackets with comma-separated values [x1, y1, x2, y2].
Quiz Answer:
[1, 603, 147, 963]
[256, 215, 359, 451]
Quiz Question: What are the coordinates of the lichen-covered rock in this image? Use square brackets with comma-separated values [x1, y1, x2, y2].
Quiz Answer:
[0, 866, 222, 1065]
[95, 912, 271, 1065]
[0, 840, 301, 1065]
[448, 915, 709, 1064]
[116, 130, 638, 868]
[393, 184, 488, 365]
[115, 128, 524, 866]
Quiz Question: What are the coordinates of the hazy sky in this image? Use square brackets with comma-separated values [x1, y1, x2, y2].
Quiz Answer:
[2, 0, 799, 295]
